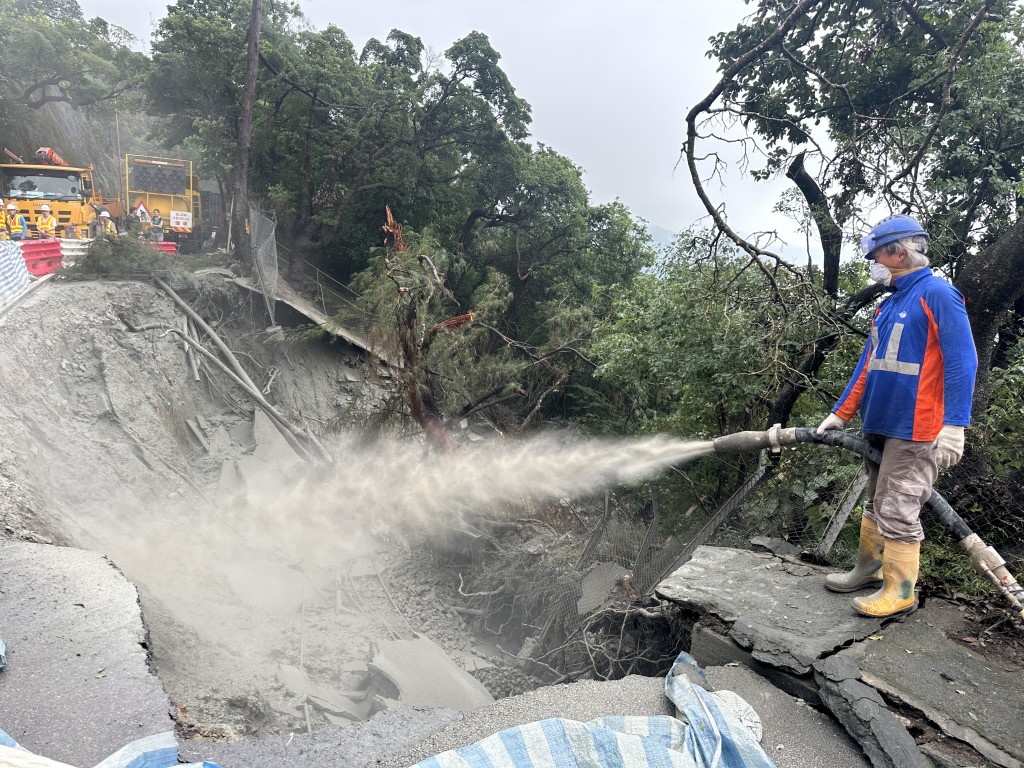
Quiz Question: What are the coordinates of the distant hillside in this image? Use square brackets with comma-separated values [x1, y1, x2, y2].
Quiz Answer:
[3, 101, 167, 200]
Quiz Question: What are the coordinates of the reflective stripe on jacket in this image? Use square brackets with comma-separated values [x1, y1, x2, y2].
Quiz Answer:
[37, 214, 58, 236]
[834, 268, 978, 441]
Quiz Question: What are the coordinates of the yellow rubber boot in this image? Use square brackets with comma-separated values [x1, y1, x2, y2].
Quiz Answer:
[853, 540, 920, 618]
[824, 516, 884, 593]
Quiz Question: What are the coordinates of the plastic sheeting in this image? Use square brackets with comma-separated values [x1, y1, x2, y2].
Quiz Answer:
[0, 729, 221, 768]
[0, 240, 30, 305]
[1, 653, 775, 768]
[412, 652, 777, 768]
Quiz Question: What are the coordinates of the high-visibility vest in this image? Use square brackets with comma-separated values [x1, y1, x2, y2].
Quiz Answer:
[0, 211, 9, 240]
[6, 212, 28, 239]
[98, 218, 117, 237]
[37, 213, 58, 237]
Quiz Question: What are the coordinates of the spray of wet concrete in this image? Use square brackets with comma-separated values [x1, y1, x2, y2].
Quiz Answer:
[234, 433, 715, 563]
[0, 280, 721, 737]
[66, 430, 714, 736]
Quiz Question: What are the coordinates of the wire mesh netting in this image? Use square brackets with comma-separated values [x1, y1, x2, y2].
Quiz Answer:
[272, 247, 374, 334]
[250, 204, 278, 324]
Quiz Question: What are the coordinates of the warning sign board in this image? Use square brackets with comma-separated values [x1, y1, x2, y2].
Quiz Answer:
[170, 210, 193, 230]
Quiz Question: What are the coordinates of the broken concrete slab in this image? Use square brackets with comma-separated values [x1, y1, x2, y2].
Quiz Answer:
[830, 601, 1024, 768]
[705, 663, 871, 768]
[276, 664, 372, 722]
[814, 655, 931, 768]
[0, 540, 173, 766]
[656, 546, 883, 674]
[689, 621, 821, 705]
[577, 561, 624, 615]
[749, 536, 801, 558]
[657, 545, 1024, 768]
[369, 634, 494, 711]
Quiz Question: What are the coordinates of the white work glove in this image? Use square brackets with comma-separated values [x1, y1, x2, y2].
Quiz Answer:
[933, 425, 965, 468]
[816, 413, 846, 435]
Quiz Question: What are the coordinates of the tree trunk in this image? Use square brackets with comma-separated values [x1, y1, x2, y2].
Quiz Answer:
[286, 81, 318, 283]
[233, 0, 262, 268]
[396, 300, 453, 453]
[955, 216, 1024, 421]
[786, 152, 843, 297]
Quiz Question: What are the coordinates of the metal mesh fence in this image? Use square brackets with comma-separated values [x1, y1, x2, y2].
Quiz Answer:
[273, 246, 373, 335]
[250, 204, 278, 324]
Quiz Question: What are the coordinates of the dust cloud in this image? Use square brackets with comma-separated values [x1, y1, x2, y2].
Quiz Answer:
[237, 433, 716, 565]
[61, 430, 714, 732]
[83, 431, 715, 609]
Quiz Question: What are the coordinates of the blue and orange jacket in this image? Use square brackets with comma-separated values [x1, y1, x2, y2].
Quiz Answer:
[833, 268, 977, 441]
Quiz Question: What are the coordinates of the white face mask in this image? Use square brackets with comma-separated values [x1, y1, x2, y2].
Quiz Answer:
[869, 261, 892, 286]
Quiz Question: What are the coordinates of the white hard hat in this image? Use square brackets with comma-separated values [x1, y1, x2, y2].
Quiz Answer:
[40, 204, 51, 212]
[99, 210, 110, 218]
[5, 204, 14, 211]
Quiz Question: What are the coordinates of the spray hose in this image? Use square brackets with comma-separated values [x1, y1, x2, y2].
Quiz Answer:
[711, 426, 1024, 619]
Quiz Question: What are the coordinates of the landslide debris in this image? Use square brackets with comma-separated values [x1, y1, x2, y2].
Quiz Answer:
[0, 274, 554, 737]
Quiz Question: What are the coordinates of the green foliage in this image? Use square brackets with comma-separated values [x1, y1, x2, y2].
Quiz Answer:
[143, 3, 657, 435]
[65, 236, 176, 279]
[591, 229, 856, 438]
[0, 0, 146, 128]
[979, 336, 1024, 475]
[708, 0, 1024, 271]
[921, 527, 997, 598]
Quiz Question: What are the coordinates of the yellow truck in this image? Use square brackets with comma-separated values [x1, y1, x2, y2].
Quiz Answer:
[0, 147, 112, 238]
[124, 155, 204, 252]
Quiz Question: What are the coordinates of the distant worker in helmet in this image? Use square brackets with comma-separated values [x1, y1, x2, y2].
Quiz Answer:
[95, 209, 118, 238]
[36, 204, 59, 238]
[816, 213, 977, 619]
[2, 203, 28, 240]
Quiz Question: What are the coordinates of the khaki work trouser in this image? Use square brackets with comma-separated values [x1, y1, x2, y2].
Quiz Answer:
[862, 433, 938, 543]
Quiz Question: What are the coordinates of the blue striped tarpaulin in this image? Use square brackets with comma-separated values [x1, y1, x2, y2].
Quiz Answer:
[413, 652, 776, 768]
[0, 240, 30, 305]
[0, 729, 221, 768]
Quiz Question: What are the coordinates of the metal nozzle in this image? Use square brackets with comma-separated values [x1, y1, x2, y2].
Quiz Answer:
[712, 425, 799, 454]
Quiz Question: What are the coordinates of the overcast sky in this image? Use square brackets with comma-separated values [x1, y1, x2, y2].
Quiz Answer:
[78, 0, 788, 243]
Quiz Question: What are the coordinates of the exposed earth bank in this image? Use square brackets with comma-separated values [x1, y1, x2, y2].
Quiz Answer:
[0, 275, 545, 738]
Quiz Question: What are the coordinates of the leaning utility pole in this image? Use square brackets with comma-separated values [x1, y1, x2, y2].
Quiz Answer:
[233, 0, 262, 269]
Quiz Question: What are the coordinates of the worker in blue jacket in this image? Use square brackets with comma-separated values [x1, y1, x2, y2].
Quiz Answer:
[816, 214, 977, 618]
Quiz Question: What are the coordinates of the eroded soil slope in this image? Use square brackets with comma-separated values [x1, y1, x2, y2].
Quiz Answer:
[0, 275, 516, 737]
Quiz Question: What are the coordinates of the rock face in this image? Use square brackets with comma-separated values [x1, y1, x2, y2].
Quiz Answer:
[0, 277, 480, 737]
[656, 545, 1024, 768]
